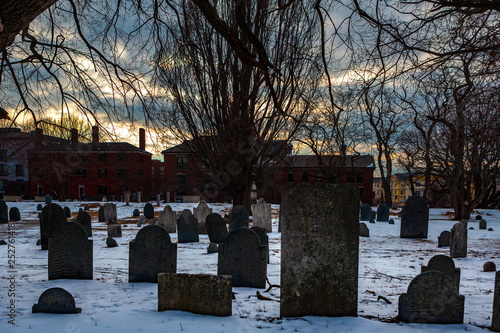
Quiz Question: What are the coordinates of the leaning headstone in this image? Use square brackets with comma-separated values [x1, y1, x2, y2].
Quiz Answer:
[0, 199, 7, 223]
[205, 213, 229, 244]
[129, 225, 177, 282]
[376, 203, 389, 222]
[37, 203, 43, 211]
[228, 205, 249, 232]
[9, 207, 20, 221]
[177, 209, 199, 243]
[40, 203, 67, 250]
[106, 237, 118, 248]
[103, 203, 117, 223]
[484, 262, 496, 272]
[137, 215, 146, 227]
[63, 206, 71, 219]
[479, 219, 487, 230]
[132, 209, 140, 217]
[45, 194, 52, 204]
[438, 231, 451, 247]
[32, 288, 81, 314]
[158, 273, 232, 316]
[400, 196, 429, 238]
[107, 224, 122, 238]
[280, 184, 359, 317]
[144, 203, 154, 219]
[360, 204, 372, 221]
[218, 228, 267, 288]
[193, 200, 213, 234]
[207, 243, 218, 254]
[75, 210, 92, 237]
[48, 222, 92, 280]
[98, 207, 105, 222]
[450, 222, 467, 258]
[359, 222, 370, 237]
[250, 226, 270, 263]
[0, 239, 6, 245]
[492, 271, 500, 332]
[251, 198, 272, 232]
[421, 255, 460, 292]
[157, 205, 176, 233]
[398, 271, 464, 324]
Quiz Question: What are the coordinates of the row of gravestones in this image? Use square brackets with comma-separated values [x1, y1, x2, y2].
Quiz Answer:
[0, 200, 21, 222]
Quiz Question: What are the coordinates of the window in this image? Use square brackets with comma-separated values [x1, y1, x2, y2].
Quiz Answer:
[0, 150, 6, 161]
[0, 180, 4, 191]
[287, 171, 294, 182]
[97, 169, 107, 178]
[139, 155, 144, 163]
[76, 169, 86, 178]
[316, 171, 322, 182]
[356, 171, 364, 183]
[152, 167, 155, 173]
[176, 174, 187, 195]
[415, 182, 421, 187]
[160, 166, 164, 172]
[0, 164, 6, 176]
[118, 169, 127, 178]
[97, 185, 108, 195]
[330, 171, 337, 183]
[301, 171, 308, 182]
[400, 190, 404, 195]
[15, 164, 24, 177]
[97, 154, 107, 162]
[347, 171, 355, 183]
[401, 182, 404, 187]
[177, 157, 187, 169]
[37, 185, 43, 196]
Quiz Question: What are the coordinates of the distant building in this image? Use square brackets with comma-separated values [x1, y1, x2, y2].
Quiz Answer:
[373, 173, 426, 206]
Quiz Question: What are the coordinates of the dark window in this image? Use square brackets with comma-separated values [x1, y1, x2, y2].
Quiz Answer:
[76, 169, 86, 178]
[0, 150, 6, 161]
[347, 171, 355, 183]
[177, 157, 187, 169]
[287, 171, 294, 182]
[357, 171, 364, 183]
[316, 171, 323, 182]
[0, 164, 6, 176]
[139, 155, 144, 163]
[15, 164, 24, 177]
[97, 169, 107, 178]
[177, 174, 187, 195]
[359, 187, 364, 200]
[97, 185, 108, 194]
[330, 171, 337, 183]
[97, 154, 107, 162]
[301, 171, 308, 182]
[118, 169, 127, 178]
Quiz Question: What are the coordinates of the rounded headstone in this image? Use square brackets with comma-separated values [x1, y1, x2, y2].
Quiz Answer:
[228, 205, 249, 232]
[389, 219, 395, 224]
[36, 239, 42, 246]
[83, 205, 89, 211]
[37, 204, 43, 211]
[359, 222, 370, 237]
[369, 218, 375, 224]
[98, 207, 105, 222]
[207, 242, 218, 254]
[32, 287, 81, 314]
[9, 207, 20, 221]
[484, 262, 496, 272]
[144, 203, 154, 219]
[45, 194, 52, 204]
[469, 227, 474, 230]
[489, 228, 494, 231]
[475, 215, 482, 220]
[63, 206, 71, 218]
[132, 209, 140, 217]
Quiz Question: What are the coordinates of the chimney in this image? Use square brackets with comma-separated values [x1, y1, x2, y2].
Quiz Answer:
[35, 128, 43, 148]
[92, 126, 99, 149]
[71, 128, 78, 145]
[139, 128, 146, 151]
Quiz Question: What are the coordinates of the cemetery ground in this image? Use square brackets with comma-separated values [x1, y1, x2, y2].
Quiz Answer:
[1, 201, 499, 333]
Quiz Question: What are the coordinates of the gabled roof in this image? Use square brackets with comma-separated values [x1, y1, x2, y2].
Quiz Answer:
[31, 142, 151, 154]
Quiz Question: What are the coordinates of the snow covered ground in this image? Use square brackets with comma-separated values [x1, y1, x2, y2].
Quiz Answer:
[0, 200, 499, 332]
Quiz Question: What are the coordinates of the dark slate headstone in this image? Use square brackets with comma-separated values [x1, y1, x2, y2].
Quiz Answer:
[83, 205, 89, 211]
[399, 271, 464, 324]
[369, 218, 375, 224]
[132, 209, 140, 217]
[205, 213, 229, 244]
[0, 199, 7, 223]
[450, 222, 467, 258]
[400, 196, 429, 238]
[48, 222, 92, 280]
[228, 205, 249, 232]
[389, 219, 395, 225]
[484, 262, 496, 272]
[129, 225, 177, 283]
[45, 194, 52, 204]
[218, 228, 267, 288]
[359, 222, 370, 237]
[278, 208, 282, 232]
[98, 207, 105, 222]
[492, 271, 500, 331]
[280, 184, 359, 317]
[40, 203, 67, 250]
[103, 203, 117, 223]
[32, 288, 81, 314]
[107, 224, 122, 238]
[37, 204, 43, 211]
[9, 207, 20, 221]
[360, 204, 372, 221]
[63, 206, 71, 218]
[106, 237, 118, 248]
[76, 210, 92, 237]
[0, 239, 6, 245]
[371, 210, 376, 220]
[479, 220, 487, 230]
[421, 255, 460, 292]
[207, 242, 218, 254]
[158, 273, 232, 316]
[438, 231, 451, 247]
[250, 226, 270, 263]
[376, 203, 389, 222]
[132, 192, 137, 202]
[144, 203, 154, 219]
[476, 215, 483, 220]
[177, 209, 199, 243]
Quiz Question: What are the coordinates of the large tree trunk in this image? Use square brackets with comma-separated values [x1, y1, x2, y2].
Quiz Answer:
[232, 183, 252, 214]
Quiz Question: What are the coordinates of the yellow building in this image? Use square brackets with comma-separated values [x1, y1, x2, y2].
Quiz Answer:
[373, 173, 426, 207]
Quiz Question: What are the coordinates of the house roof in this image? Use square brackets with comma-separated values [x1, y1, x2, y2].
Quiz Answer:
[31, 142, 151, 154]
[279, 154, 375, 169]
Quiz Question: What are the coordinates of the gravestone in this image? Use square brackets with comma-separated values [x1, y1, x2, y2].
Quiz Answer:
[399, 271, 464, 324]
[157, 205, 176, 233]
[389, 219, 395, 225]
[125, 193, 130, 206]
[37, 203, 43, 211]
[450, 222, 467, 258]
[48, 222, 92, 280]
[359, 222, 370, 237]
[129, 225, 177, 282]
[106, 237, 118, 248]
[476, 215, 483, 220]
[421, 255, 460, 292]
[137, 215, 146, 227]
[98, 207, 105, 222]
[177, 209, 199, 243]
[228, 205, 249, 232]
[45, 194, 52, 204]
[251, 198, 272, 232]
[32, 288, 81, 314]
[111, 195, 116, 201]
[371, 211, 376, 220]
[250, 226, 270, 263]
[218, 228, 267, 288]
[157, 194, 161, 206]
[132, 192, 137, 202]
[158, 273, 232, 316]
[479, 220, 487, 230]
[484, 262, 496, 272]
[83, 205, 89, 211]
[205, 213, 229, 244]
[63, 206, 71, 219]
[107, 224, 122, 238]
[360, 204, 372, 221]
[40, 203, 67, 250]
[438, 231, 451, 247]
[278, 208, 282, 232]
[102, 197, 107, 202]
[400, 196, 429, 238]
[193, 200, 213, 234]
[9, 207, 20, 221]
[0, 199, 7, 223]
[103, 203, 117, 223]
[76, 210, 92, 237]
[492, 271, 500, 332]
[137, 191, 141, 203]
[376, 203, 389, 222]
[132, 209, 140, 217]
[144, 203, 154, 219]
[207, 243, 218, 254]
[369, 218, 375, 224]
[280, 183, 359, 317]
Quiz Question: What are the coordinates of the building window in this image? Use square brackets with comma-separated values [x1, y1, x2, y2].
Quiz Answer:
[15, 164, 24, 177]
[76, 169, 86, 178]
[177, 157, 187, 169]
[0, 150, 6, 161]
[400, 190, 404, 195]
[401, 182, 404, 187]
[97, 154, 107, 162]
[301, 171, 308, 182]
[330, 171, 337, 183]
[287, 171, 294, 182]
[152, 167, 155, 173]
[316, 171, 322, 182]
[347, 171, 355, 183]
[97, 169, 107, 178]
[177, 174, 187, 195]
[160, 166, 164, 172]
[356, 171, 364, 183]
[37, 185, 43, 196]
[97, 185, 108, 194]
[139, 155, 144, 163]
[0, 164, 6, 176]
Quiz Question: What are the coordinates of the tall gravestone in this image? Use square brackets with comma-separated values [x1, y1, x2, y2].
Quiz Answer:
[280, 183, 359, 317]
[218, 228, 267, 288]
[376, 203, 389, 222]
[177, 209, 199, 243]
[9, 207, 20, 221]
[228, 205, 249, 232]
[144, 203, 154, 219]
[63, 206, 71, 219]
[450, 222, 467, 258]
[438, 231, 451, 247]
[400, 196, 429, 238]
[129, 225, 177, 283]
[98, 207, 105, 222]
[32, 288, 81, 314]
[0, 199, 7, 223]
[359, 222, 370, 237]
[479, 220, 487, 230]
[193, 200, 213, 234]
[103, 203, 117, 223]
[157, 194, 161, 206]
[76, 210, 92, 237]
[360, 204, 372, 221]
[251, 198, 272, 232]
[205, 213, 229, 244]
[40, 203, 67, 250]
[421, 255, 460, 292]
[250, 226, 270, 263]
[157, 205, 176, 233]
[48, 222, 93, 280]
[399, 271, 464, 324]
[492, 271, 500, 332]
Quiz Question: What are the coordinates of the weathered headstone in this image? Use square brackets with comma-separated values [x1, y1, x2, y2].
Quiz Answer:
[250, 226, 270, 263]
[45, 194, 52, 204]
[158, 273, 232, 316]
[102, 197, 107, 202]
[129, 225, 177, 282]
[399, 271, 464, 324]
[32, 288, 81, 314]
[479, 219, 487, 230]
[360, 204, 372, 221]
[37, 203, 43, 211]
[98, 207, 105, 222]
[103, 203, 117, 223]
[157, 194, 161, 206]
[476, 215, 483, 220]
[125, 193, 130, 206]
[484, 262, 496, 272]
[76, 210, 92, 237]
[9, 207, 20, 221]
[157, 205, 176, 233]
[137, 191, 142, 203]
[492, 271, 500, 332]
[280, 184, 359, 317]
[83, 205, 89, 211]
[48, 222, 92, 280]
[40, 203, 67, 250]
[106, 237, 118, 248]
[177, 209, 199, 243]
[400, 196, 429, 238]
[193, 200, 213, 234]
[438, 231, 451, 247]
[376, 203, 389, 222]
[205, 213, 229, 244]
[421, 255, 460, 292]
[137, 215, 146, 227]
[450, 222, 467, 258]
[132, 209, 140, 217]
[228, 205, 249, 232]
[389, 219, 395, 225]
[0, 199, 7, 223]
[63, 206, 71, 219]
[107, 224, 122, 238]
[207, 242, 218, 254]
[218, 228, 267, 288]
[359, 222, 370, 237]
[251, 198, 272, 232]
[144, 203, 154, 219]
